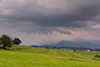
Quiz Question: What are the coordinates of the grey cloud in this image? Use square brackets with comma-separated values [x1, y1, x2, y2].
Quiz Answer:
[0, 0, 100, 26]
[0, 21, 71, 34]
[19, 26, 72, 34]
[56, 30, 72, 35]
[0, 0, 100, 34]
[0, 0, 100, 45]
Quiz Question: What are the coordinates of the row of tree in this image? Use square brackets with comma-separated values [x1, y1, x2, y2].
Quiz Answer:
[0, 34, 21, 49]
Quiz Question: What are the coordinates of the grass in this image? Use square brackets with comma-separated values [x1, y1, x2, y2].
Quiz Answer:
[0, 45, 100, 67]
[59, 49, 100, 57]
[77, 50, 100, 56]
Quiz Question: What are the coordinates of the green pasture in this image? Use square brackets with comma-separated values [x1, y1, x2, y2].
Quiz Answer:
[0, 45, 100, 67]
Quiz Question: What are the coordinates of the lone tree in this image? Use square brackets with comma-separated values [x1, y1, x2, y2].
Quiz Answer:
[0, 34, 13, 49]
[13, 38, 21, 45]
[73, 49, 76, 52]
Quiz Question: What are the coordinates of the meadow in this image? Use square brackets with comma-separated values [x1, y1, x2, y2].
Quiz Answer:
[0, 45, 100, 67]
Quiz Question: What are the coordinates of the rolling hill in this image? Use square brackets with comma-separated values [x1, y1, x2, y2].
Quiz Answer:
[0, 45, 100, 67]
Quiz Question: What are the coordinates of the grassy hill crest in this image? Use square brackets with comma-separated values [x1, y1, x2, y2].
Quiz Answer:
[0, 45, 100, 67]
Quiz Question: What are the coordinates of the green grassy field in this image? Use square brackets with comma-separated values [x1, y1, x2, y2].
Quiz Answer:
[60, 49, 100, 57]
[0, 45, 100, 67]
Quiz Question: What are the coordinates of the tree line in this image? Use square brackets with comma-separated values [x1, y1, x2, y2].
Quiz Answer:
[0, 34, 21, 49]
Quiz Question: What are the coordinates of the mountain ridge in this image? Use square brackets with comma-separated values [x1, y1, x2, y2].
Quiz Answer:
[32, 40, 100, 49]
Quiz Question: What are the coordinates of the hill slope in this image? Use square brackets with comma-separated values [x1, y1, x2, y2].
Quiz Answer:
[0, 45, 100, 67]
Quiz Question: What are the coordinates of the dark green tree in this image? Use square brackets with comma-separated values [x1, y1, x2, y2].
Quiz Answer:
[13, 38, 21, 45]
[0, 34, 13, 49]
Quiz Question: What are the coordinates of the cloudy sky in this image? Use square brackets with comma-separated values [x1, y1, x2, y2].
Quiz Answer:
[0, 0, 100, 45]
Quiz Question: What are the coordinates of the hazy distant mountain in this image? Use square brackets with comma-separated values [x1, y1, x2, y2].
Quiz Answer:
[54, 40, 100, 49]
[31, 40, 100, 49]
[74, 38, 100, 45]
[90, 40, 100, 45]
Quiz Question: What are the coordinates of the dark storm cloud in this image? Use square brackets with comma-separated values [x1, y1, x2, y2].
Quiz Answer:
[0, 0, 100, 33]
[0, 0, 100, 45]
[18, 26, 72, 34]
[32, 4, 100, 27]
